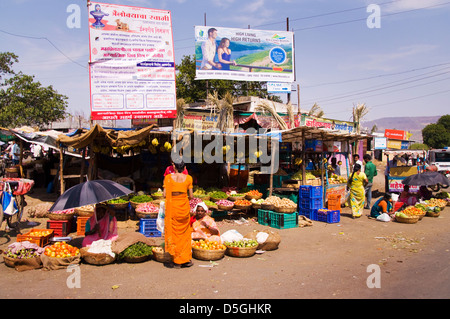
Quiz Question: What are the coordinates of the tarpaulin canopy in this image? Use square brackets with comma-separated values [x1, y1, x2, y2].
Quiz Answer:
[57, 124, 168, 149]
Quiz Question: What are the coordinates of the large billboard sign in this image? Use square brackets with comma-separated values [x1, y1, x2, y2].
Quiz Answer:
[88, 2, 176, 120]
[195, 26, 295, 83]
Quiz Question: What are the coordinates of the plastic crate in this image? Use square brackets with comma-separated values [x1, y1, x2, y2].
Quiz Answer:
[317, 209, 340, 223]
[257, 209, 271, 226]
[269, 211, 298, 229]
[17, 229, 54, 247]
[327, 194, 342, 211]
[299, 208, 318, 221]
[47, 219, 72, 237]
[299, 197, 323, 210]
[139, 218, 162, 237]
[77, 216, 90, 236]
[299, 185, 323, 199]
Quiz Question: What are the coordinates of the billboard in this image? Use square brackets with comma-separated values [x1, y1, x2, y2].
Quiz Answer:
[195, 26, 295, 82]
[385, 129, 406, 140]
[88, 2, 176, 120]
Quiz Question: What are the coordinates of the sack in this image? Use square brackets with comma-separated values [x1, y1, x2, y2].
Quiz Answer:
[156, 201, 165, 234]
[376, 213, 391, 222]
[220, 229, 243, 243]
[1, 183, 18, 216]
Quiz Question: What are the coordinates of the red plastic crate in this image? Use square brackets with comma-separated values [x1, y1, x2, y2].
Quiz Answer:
[47, 219, 72, 237]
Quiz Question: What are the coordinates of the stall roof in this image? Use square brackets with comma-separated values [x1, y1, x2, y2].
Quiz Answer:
[384, 149, 427, 156]
[281, 126, 371, 143]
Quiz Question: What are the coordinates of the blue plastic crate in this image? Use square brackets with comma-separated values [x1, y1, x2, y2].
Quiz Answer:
[299, 197, 323, 210]
[299, 208, 318, 221]
[269, 211, 297, 229]
[257, 209, 271, 226]
[317, 209, 340, 223]
[299, 185, 323, 199]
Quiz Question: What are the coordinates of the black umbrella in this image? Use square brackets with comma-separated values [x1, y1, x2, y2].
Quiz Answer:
[402, 171, 450, 187]
[49, 180, 133, 212]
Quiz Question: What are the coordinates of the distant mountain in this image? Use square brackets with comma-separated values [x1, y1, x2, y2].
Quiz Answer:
[362, 116, 441, 143]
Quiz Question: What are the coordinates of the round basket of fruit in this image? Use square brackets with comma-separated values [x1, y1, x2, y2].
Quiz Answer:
[2, 243, 43, 269]
[203, 200, 218, 211]
[75, 205, 95, 217]
[80, 247, 115, 266]
[106, 197, 129, 210]
[208, 191, 228, 202]
[151, 191, 164, 200]
[224, 239, 258, 258]
[216, 200, 234, 211]
[251, 198, 264, 209]
[274, 198, 298, 214]
[228, 193, 246, 202]
[191, 240, 226, 261]
[152, 246, 173, 263]
[245, 190, 263, 200]
[135, 202, 159, 219]
[234, 199, 252, 210]
[47, 208, 76, 221]
[395, 211, 419, 224]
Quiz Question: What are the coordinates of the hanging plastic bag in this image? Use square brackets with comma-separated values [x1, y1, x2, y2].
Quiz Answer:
[2, 182, 18, 216]
[156, 200, 165, 234]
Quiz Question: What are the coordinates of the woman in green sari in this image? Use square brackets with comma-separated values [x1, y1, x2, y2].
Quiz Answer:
[347, 164, 368, 218]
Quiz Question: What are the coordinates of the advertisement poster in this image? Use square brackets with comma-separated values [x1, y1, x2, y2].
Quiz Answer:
[300, 115, 355, 134]
[267, 82, 292, 93]
[88, 2, 176, 120]
[195, 26, 294, 82]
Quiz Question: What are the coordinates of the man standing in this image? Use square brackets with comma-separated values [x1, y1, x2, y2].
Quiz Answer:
[363, 154, 377, 209]
[10, 140, 20, 165]
[201, 28, 221, 70]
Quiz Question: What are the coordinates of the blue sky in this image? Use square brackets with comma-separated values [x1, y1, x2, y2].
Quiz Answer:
[1, 0, 449, 124]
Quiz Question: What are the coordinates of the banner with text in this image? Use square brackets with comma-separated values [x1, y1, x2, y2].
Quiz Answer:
[88, 2, 176, 120]
[195, 26, 295, 82]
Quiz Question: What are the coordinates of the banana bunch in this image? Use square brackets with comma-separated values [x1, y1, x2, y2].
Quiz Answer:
[152, 138, 159, 147]
[294, 158, 302, 165]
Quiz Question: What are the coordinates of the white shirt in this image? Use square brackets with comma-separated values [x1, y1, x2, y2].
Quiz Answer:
[201, 39, 217, 70]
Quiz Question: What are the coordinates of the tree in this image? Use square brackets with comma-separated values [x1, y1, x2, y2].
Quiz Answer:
[0, 52, 68, 128]
[437, 114, 450, 131]
[175, 55, 282, 103]
[422, 122, 450, 149]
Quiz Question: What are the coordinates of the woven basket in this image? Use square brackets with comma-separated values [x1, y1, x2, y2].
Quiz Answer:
[107, 202, 129, 210]
[234, 204, 251, 210]
[274, 206, 297, 214]
[426, 211, 441, 217]
[194, 195, 210, 201]
[152, 248, 173, 263]
[6, 167, 19, 173]
[122, 254, 152, 263]
[130, 200, 152, 209]
[192, 247, 225, 261]
[261, 203, 274, 211]
[205, 203, 218, 210]
[418, 212, 426, 220]
[75, 208, 94, 217]
[210, 196, 227, 202]
[80, 248, 115, 266]
[228, 195, 245, 202]
[245, 194, 263, 201]
[218, 204, 234, 211]
[151, 194, 164, 200]
[395, 215, 419, 224]
[252, 203, 262, 210]
[135, 211, 158, 219]
[47, 212, 75, 221]
[225, 245, 257, 258]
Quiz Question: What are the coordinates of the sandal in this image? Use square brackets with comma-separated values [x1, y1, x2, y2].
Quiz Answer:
[181, 261, 193, 268]
[164, 262, 181, 269]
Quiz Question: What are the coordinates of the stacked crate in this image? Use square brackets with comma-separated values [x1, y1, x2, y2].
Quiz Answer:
[298, 185, 323, 221]
[139, 218, 162, 237]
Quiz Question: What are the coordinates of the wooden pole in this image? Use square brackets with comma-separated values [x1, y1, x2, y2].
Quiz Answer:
[80, 148, 86, 184]
[59, 148, 64, 194]
[19, 140, 24, 178]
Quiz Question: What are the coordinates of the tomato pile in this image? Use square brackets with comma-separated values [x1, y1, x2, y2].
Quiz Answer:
[234, 199, 251, 206]
[44, 242, 80, 258]
[246, 190, 262, 197]
[192, 239, 226, 251]
[402, 206, 425, 216]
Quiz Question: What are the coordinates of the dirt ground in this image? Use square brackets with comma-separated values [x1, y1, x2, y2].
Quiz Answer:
[1, 161, 450, 302]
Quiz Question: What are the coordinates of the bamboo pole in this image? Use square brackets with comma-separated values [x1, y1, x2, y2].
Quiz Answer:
[59, 147, 64, 194]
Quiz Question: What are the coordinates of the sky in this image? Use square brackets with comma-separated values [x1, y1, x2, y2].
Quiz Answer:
[0, 0, 449, 125]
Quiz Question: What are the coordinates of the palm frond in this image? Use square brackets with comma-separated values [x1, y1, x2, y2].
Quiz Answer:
[256, 101, 289, 130]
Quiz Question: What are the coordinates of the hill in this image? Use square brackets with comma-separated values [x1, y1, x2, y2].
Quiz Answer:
[362, 116, 441, 143]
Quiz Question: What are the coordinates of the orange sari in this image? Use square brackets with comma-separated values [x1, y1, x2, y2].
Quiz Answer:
[164, 174, 193, 264]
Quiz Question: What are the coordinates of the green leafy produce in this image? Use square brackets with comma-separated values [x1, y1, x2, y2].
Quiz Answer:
[224, 239, 258, 248]
[435, 192, 449, 199]
[203, 200, 217, 206]
[118, 242, 153, 260]
[208, 191, 228, 199]
[130, 194, 153, 203]
[107, 198, 128, 204]
[193, 187, 206, 196]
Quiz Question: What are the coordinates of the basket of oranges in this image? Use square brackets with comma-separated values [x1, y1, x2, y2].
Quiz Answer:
[191, 240, 226, 261]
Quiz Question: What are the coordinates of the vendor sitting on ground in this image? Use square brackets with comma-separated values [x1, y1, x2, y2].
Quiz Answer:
[418, 185, 432, 201]
[191, 202, 221, 243]
[82, 203, 119, 247]
[370, 193, 394, 218]
[399, 185, 418, 206]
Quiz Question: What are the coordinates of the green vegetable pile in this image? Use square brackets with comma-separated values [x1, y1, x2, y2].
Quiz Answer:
[130, 194, 153, 203]
[118, 242, 153, 260]
[107, 198, 129, 204]
[203, 200, 217, 207]
[224, 239, 258, 248]
[208, 191, 228, 199]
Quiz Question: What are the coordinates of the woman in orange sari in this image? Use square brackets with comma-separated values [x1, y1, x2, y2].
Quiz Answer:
[163, 161, 194, 268]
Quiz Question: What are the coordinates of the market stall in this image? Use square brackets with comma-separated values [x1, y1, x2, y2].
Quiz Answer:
[385, 150, 427, 193]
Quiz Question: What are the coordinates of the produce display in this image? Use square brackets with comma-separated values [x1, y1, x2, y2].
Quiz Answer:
[107, 198, 129, 204]
[246, 190, 262, 197]
[251, 198, 264, 205]
[3, 241, 43, 259]
[401, 206, 425, 216]
[192, 239, 226, 250]
[135, 203, 159, 213]
[130, 194, 153, 203]
[44, 242, 80, 258]
[275, 198, 297, 209]
[152, 191, 164, 197]
[203, 200, 217, 207]
[193, 187, 207, 196]
[425, 198, 447, 208]
[216, 200, 234, 207]
[224, 239, 258, 248]
[49, 208, 75, 215]
[208, 191, 228, 199]
[291, 171, 316, 181]
[262, 196, 281, 206]
[328, 173, 347, 184]
[118, 242, 153, 260]
[234, 199, 251, 206]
